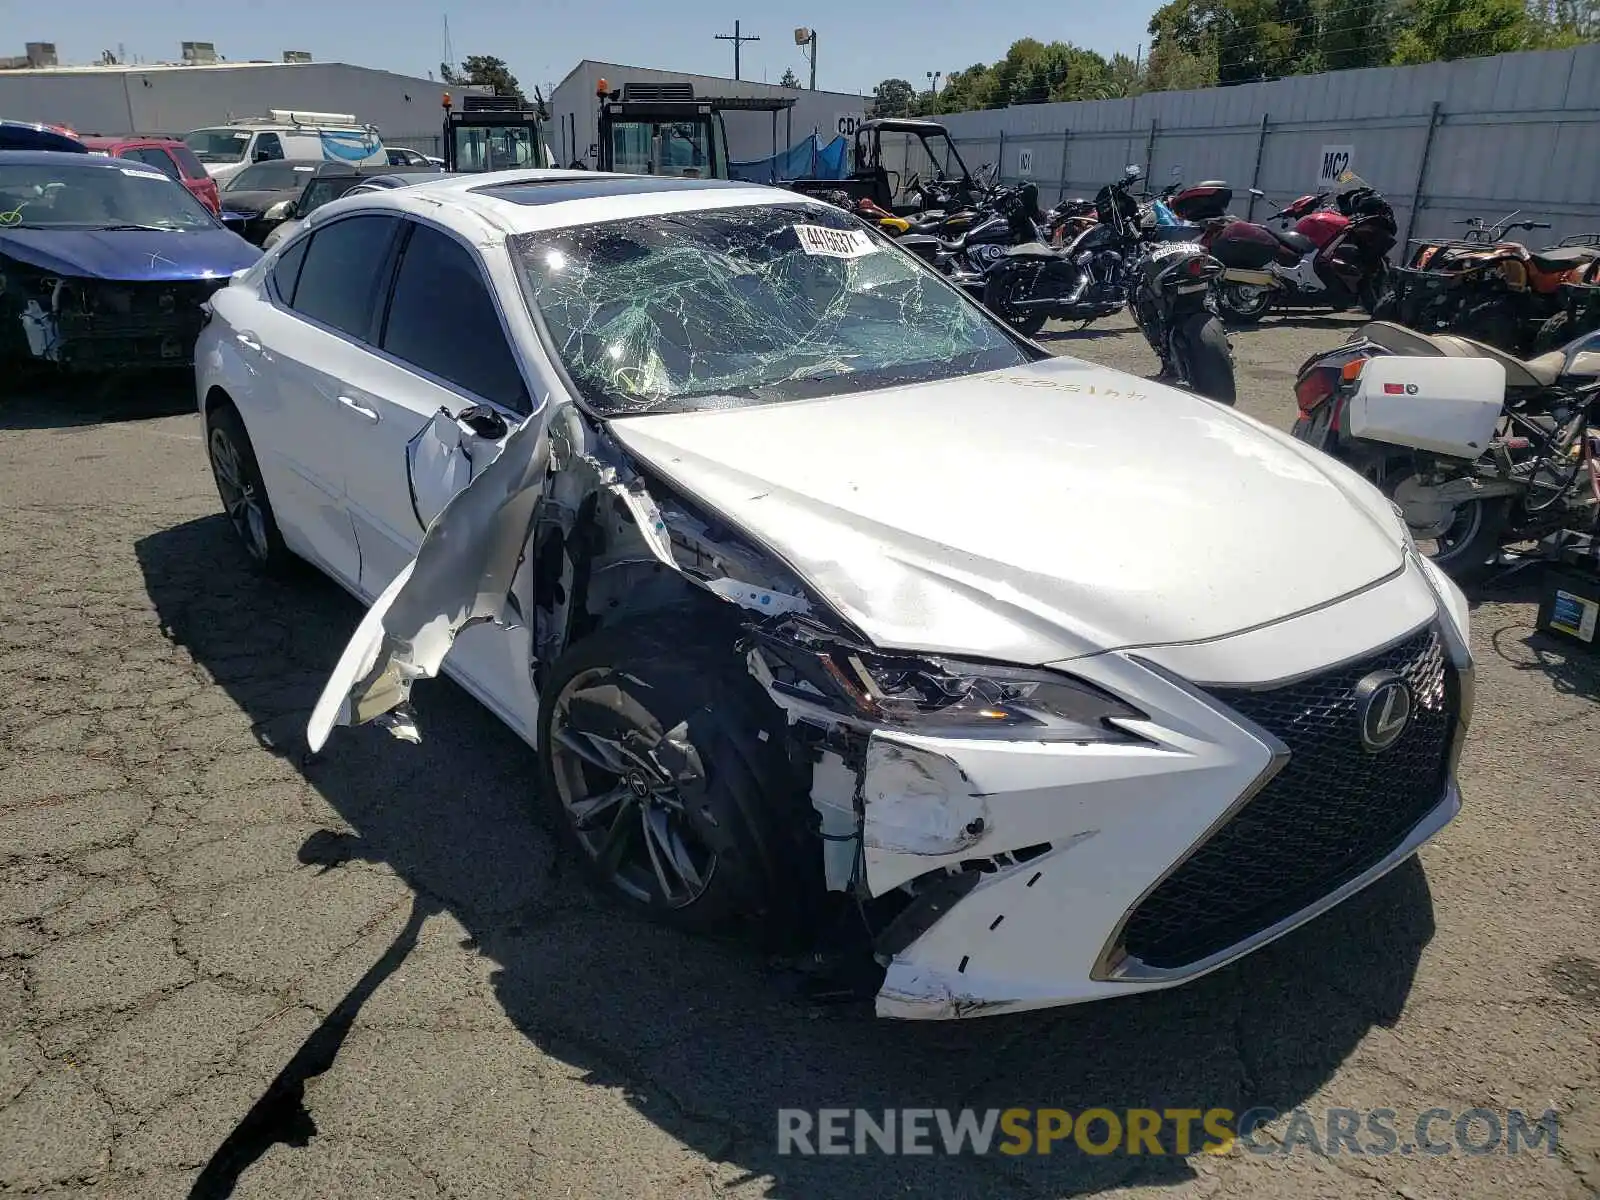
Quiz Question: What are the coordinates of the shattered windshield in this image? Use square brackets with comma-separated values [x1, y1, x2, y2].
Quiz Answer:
[511, 203, 1030, 416]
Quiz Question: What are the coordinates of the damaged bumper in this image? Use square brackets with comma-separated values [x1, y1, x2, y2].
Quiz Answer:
[5, 267, 229, 370]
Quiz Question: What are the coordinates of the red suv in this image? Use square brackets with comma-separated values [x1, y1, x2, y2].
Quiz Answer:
[79, 135, 221, 215]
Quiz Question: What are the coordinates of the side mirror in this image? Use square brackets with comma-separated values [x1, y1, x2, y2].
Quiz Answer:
[1124, 164, 1142, 180]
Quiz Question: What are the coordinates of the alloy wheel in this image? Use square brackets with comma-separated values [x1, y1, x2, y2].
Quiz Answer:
[208, 425, 269, 562]
[547, 668, 717, 909]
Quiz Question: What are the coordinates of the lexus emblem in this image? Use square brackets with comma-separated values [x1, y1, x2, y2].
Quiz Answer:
[1355, 671, 1412, 753]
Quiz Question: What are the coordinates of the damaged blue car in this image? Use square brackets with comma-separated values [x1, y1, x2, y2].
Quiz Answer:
[0, 150, 259, 371]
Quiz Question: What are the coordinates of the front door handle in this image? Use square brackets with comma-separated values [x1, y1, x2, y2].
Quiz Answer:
[234, 331, 261, 352]
[338, 395, 380, 423]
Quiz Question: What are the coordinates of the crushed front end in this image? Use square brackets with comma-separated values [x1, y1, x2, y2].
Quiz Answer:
[2, 260, 228, 371]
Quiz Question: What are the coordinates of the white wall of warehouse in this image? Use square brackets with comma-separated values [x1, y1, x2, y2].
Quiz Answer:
[549, 60, 870, 170]
[0, 62, 481, 147]
[931, 43, 1600, 250]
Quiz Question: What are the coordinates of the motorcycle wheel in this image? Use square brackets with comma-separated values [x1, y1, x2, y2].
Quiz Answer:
[1218, 282, 1272, 325]
[1531, 311, 1570, 354]
[1172, 313, 1237, 405]
[1383, 464, 1509, 583]
[981, 272, 1047, 337]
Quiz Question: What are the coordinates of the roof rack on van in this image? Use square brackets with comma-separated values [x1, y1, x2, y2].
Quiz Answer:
[225, 109, 362, 127]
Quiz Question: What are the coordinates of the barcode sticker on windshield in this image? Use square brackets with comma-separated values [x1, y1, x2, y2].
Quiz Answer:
[120, 168, 168, 180]
[793, 224, 876, 259]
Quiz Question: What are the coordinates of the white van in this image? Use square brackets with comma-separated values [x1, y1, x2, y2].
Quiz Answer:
[183, 110, 386, 184]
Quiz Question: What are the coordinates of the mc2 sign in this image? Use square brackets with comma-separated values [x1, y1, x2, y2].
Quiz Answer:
[1318, 145, 1354, 187]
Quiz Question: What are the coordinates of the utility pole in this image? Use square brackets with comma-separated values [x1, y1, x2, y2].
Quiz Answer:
[714, 20, 760, 81]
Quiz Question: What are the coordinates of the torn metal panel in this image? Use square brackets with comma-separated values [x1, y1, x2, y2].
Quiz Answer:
[306, 413, 550, 752]
[404, 404, 510, 530]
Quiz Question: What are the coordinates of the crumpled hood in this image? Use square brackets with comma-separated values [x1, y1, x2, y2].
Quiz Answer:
[607, 355, 1407, 665]
[0, 227, 260, 282]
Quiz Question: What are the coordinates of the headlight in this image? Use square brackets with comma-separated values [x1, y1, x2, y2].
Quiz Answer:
[752, 629, 1146, 743]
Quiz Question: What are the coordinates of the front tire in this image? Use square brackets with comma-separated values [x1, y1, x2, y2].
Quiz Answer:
[205, 401, 294, 575]
[1172, 313, 1237, 405]
[536, 613, 823, 947]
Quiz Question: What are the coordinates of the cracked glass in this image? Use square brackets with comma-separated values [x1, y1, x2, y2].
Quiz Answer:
[509, 203, 1032, 416]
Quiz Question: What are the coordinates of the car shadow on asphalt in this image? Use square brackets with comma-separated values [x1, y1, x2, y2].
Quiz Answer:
[0, 370, 195, 430]
[137, 514, 1437, 1200]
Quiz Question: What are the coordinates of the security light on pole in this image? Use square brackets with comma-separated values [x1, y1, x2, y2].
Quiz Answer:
[794, 26, 817, 91]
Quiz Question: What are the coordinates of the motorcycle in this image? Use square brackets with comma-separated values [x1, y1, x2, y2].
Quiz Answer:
[897, 181, 1047, 303]
[1376, 214, 1600, 355]
[1291, 319, 1600, 580]
[980, 167, 1237, 404]
[1205, 176, 1396, 323]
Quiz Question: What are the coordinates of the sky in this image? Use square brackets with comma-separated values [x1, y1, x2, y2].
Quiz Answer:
[10, 0, 1158, 98]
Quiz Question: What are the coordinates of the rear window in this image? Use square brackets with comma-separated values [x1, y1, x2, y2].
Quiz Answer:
[169, 144, 207, 179]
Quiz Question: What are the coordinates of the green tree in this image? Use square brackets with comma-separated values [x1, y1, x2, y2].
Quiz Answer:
[440, 54, 524, 99]
[872, 77, 916, 116]
[1391, 0, 1533, 60]
[780, 67, 801, 87]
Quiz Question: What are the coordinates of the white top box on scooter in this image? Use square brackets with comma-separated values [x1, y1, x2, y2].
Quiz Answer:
[1347, 356, 1506, 460]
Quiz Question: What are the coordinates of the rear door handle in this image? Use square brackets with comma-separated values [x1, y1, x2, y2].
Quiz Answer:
[338, 395, 380, 423]
[234, 332, 261, 352]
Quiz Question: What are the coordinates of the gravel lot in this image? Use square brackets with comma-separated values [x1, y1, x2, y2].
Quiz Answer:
[1, 313, 1597, 1200]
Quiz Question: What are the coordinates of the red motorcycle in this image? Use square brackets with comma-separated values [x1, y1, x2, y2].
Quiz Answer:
[1171, 178, 1396, 323]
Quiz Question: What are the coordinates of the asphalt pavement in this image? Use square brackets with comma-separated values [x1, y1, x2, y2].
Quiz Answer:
[1, 313, 1596, 1199]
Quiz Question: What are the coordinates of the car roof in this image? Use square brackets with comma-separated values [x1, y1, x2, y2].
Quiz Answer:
[80, 134, 183, 148]
[0, 149, 139, 168]
[360, 169, 799, 235]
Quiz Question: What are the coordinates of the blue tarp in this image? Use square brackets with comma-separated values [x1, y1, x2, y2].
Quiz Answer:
[728, 133, 850, 183]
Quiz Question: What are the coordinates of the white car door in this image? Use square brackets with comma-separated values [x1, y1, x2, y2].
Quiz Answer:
[338, 218, 544, 737]
[250, 213, 403, 589]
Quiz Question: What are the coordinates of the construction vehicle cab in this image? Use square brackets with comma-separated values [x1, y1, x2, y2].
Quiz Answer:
[442, 93, 551, 173]
[595, 81, 731, 179]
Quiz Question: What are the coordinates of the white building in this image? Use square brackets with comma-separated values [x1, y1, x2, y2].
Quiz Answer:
[0, 58, 483, 153]
[549, 59, 871, 171]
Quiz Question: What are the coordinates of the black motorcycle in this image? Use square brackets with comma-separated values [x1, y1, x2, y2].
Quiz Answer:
[897, 181, 1046, 303]
[979, 169, 1237, 404]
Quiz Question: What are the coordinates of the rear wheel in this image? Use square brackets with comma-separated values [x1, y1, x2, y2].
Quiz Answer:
[1383, 464, 1509, 583]
[1532, 310, 1571, 354]
[1455, 298, 1521, 353]
[1218, 282, 1271, 324]
[537, 612, 823, 948]
[1172, 313, 1237, 405]
[982, 270, 1048, 337]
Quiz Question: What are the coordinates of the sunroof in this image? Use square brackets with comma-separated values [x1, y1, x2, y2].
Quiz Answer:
[469, 175, 757, 207]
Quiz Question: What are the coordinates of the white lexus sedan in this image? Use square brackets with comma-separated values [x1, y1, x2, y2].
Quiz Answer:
[193, 170, 1474, 1020]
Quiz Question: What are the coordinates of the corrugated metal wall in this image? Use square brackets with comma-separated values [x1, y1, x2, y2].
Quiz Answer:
[937, 44, 1600, 253]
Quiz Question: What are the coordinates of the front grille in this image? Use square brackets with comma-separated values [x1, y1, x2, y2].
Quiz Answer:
[1120, 625, 1456, 971]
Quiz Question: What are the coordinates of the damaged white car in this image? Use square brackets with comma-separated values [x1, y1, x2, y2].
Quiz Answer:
[194, 171, 1475, 1020]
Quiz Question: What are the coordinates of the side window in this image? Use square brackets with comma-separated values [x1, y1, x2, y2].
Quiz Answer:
[254, 133, 285, 162]
[287, 215, 398, 340]
[169, 144, 208, 180]
[381, 223, 530, 411]
[272, 235, 310, 306]
[126, 147, 180, 178]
